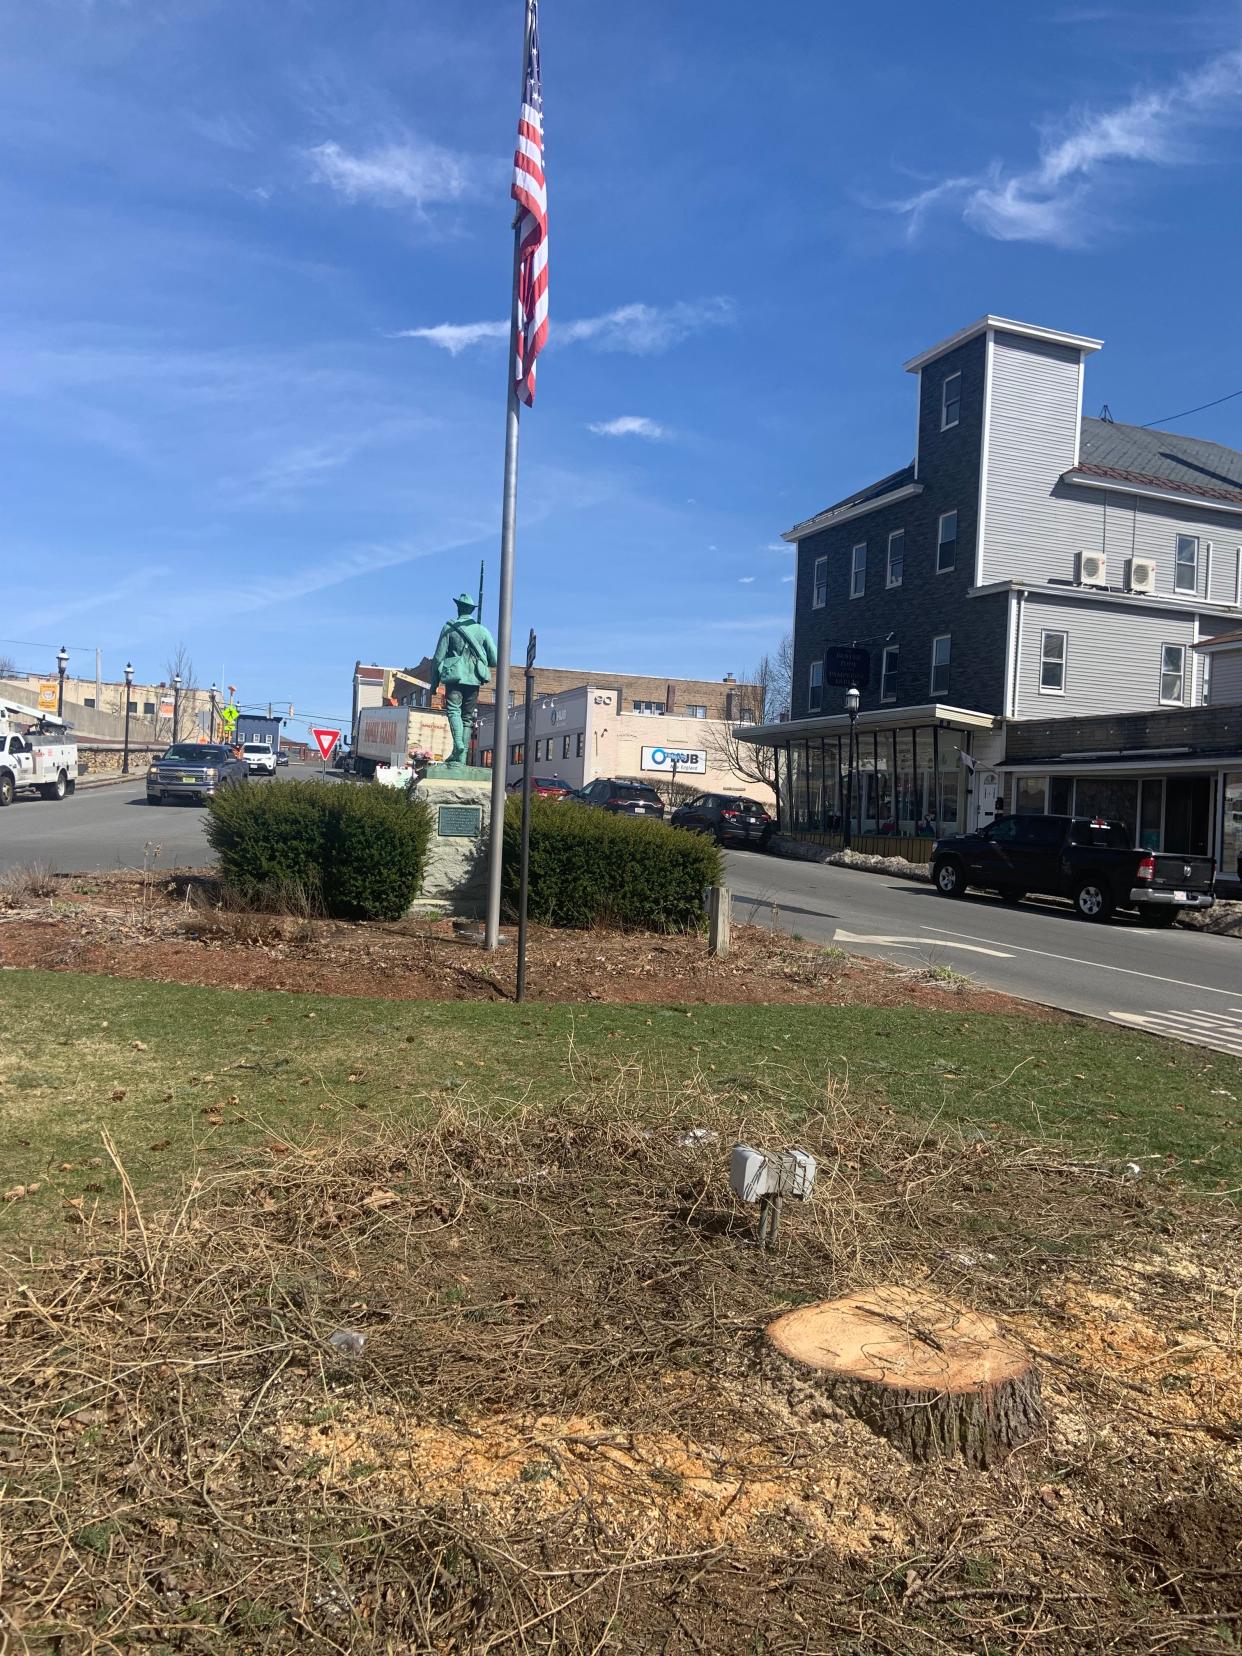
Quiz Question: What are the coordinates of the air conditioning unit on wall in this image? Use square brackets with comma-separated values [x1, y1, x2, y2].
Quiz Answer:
[1078, 551, 1108, 588]
[1128, 557, 1157, 594]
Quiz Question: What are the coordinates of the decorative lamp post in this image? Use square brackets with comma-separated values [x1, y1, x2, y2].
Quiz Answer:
[56, 646, 69, 716]
[172, 672, 182, 744]
[842, 685, 860, 852]
[122, 663, 134, 774]
[208, 682, 218, 742]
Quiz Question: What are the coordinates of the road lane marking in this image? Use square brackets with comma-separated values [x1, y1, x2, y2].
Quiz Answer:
[1111, 1008, 1242, 1058]
[834, 929, 1012, 959]
[920, 924, 1239, 999]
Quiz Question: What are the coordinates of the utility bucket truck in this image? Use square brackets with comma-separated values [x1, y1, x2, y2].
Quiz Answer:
[0, 700, 78, 806]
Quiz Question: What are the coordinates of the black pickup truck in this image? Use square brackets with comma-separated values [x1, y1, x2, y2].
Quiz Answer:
[930, 814, 1216, 925]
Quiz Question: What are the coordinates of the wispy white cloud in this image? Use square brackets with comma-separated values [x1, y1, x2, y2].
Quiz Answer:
[587, 415, 668, 440]
[307, 137, 481, 209]
[763, 540, 789, 552]
[396, 297, 734, 358]
[888, 43, 1242, 245]
[780, 574, 795, 583]
[396, 320, 509, 355]
[738, 575, 755, 583]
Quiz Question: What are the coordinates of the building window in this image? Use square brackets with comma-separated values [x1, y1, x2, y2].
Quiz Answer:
[481, 749, 493, 768]
[850, 543, 866, 599]
[886, 529, 904, 588]
[1203, 652, 1212, 706]
[739, 706, 755, 723]
[812, 555, 827, 608]
[808, 660, 823, 713]
[941, 371, 961, 431]
[686, 704, 707, 719]
[633, 700, 665, 715]
[575, 732, 584, 758]
[930, 634, 951, 698]
[510, 742, 524, 764]
[1160, 642, 1185, 703]
[142, 700, 155, 715]
[936, 510, 957, 573]
[1039, 629, 1067, 693]
[562, 734, 571, 760]
[83, 696, 96, 708]
[1175, 534, 1198, 593]
[880, 644, 899, 703]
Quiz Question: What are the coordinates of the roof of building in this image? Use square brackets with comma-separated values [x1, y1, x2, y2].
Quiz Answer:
[1072, 417, 1242, 506]
[354, 664, 385, 683]
[903, 315, 1103, 374]
[1195, 628, 1242, 650]
[782, 464, 918, 543]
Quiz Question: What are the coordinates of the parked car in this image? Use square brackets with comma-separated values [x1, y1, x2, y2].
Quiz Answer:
[931, 814, 1216, 924]
[147, 742, 247, 806]
[276, 749, 289, 767]
[241, 741, 276, 776]
[567, 778, 665, 818]
[506, 775, 573, 799]
[670, 792, 773, 847]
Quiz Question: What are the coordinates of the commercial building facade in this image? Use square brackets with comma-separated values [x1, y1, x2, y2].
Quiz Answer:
[742, 315, 1242, 876]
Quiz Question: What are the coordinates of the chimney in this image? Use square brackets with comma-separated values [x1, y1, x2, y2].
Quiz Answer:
[666, 682, 676, 713]
[723, 672, 736, 683]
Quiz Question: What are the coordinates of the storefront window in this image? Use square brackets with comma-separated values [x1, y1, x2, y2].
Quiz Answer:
[1139, 778, 1164, 852]
[1074, 778, 1139, 843]
[1016, 776, 1047, 815]
[915, 728, 936, 835]
[936, 730, 964, 832]
[808, 740, 824, 831]
[1049, 775, 1072, 815]
[790, 741, 807, 831]
[858, 736, 878, 834]
[1223, 774, 1242, 879]
[895, 731, 916, 835]
[875, 733, 894, 833]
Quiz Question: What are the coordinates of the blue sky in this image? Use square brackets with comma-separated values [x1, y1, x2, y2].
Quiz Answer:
[4, 0, 1242, 737]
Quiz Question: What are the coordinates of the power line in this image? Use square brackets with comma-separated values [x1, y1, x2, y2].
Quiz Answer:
[1141, 388, 1242, 429]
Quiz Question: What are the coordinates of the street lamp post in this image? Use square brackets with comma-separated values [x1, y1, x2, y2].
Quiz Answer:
[56, 646, 69, 717]
[842, 685, 860, 852]
[122, 663, 134, 774]
[172, 673, 182, 744]
[208, 683, 218, 742]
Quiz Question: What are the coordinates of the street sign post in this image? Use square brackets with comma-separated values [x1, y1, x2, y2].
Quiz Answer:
[824, 647, 870, 689]
[312, 727, 340, 776]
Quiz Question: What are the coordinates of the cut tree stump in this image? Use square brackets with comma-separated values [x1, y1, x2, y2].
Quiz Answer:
[765, 1284, 1041, 1469]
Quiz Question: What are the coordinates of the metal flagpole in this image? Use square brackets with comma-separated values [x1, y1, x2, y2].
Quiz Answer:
[484, 0, 534, 953]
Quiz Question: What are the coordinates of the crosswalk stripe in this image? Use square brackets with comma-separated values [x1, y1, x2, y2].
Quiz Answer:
[1111, 1007, 1242, 1057]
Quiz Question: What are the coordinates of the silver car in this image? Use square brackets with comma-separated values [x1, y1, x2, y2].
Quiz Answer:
[147, 742, 247, 805]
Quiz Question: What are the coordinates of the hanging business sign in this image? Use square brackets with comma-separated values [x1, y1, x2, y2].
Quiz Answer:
[823, 647, 870, 689]
[641, 745, 706, 775]
[37, 682, 58, 711]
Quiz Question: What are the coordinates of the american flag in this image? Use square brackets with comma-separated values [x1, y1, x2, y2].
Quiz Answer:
[511, 0, 547, 407]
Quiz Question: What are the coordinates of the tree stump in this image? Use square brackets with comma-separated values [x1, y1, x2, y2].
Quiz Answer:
[765, 1285, 1041, 1468]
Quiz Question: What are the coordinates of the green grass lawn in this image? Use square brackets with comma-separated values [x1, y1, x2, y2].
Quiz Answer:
[2, 967, 1239, 1243]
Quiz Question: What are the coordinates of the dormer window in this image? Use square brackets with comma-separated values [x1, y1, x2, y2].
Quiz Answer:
[941, 371, 961, 431]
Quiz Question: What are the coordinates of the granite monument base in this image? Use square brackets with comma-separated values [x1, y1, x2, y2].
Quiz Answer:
[409, 775, 492, 917]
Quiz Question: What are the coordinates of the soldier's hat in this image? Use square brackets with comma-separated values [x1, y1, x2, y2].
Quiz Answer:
[454, 593, 477, 613]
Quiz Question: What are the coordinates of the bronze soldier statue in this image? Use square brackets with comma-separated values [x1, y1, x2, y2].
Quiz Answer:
[429, 593, 498, 770]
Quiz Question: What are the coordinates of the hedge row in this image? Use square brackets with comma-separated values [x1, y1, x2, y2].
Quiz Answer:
[502, 796, 722, 931]
[205, 780, 432, 921]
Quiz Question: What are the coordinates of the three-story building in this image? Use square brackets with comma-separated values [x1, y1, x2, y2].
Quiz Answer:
[743, 315, 1242, 872]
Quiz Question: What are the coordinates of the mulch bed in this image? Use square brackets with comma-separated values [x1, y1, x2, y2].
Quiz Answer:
[0, 870, 1052, 1016]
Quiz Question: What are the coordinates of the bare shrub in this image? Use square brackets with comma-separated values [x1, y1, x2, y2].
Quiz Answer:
[0, 860, 56, 907]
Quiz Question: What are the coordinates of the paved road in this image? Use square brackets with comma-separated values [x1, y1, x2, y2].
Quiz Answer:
[724, 849, 1242, 1058]
[0, 764, 329, 876]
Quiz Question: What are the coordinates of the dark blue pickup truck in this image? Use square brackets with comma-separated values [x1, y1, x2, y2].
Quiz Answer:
[931, 814, 1215, 925]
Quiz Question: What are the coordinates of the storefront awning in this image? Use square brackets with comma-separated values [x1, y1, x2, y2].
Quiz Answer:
[737, 703, 997, 745]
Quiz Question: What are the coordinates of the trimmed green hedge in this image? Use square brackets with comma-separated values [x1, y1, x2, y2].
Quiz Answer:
[206, 781, 432, 920]
[503, 797, 722, 931]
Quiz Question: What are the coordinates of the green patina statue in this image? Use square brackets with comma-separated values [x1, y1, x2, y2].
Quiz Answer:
[429, 592, 498, 771]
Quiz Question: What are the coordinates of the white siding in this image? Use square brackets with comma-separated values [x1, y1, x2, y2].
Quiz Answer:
[1207, 647, 1242, 706]
[1013, 593, 1199, 718]
[981, 332, 1087, 586]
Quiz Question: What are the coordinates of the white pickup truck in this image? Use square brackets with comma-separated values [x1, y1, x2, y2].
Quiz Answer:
[0, 704, 78, 806]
